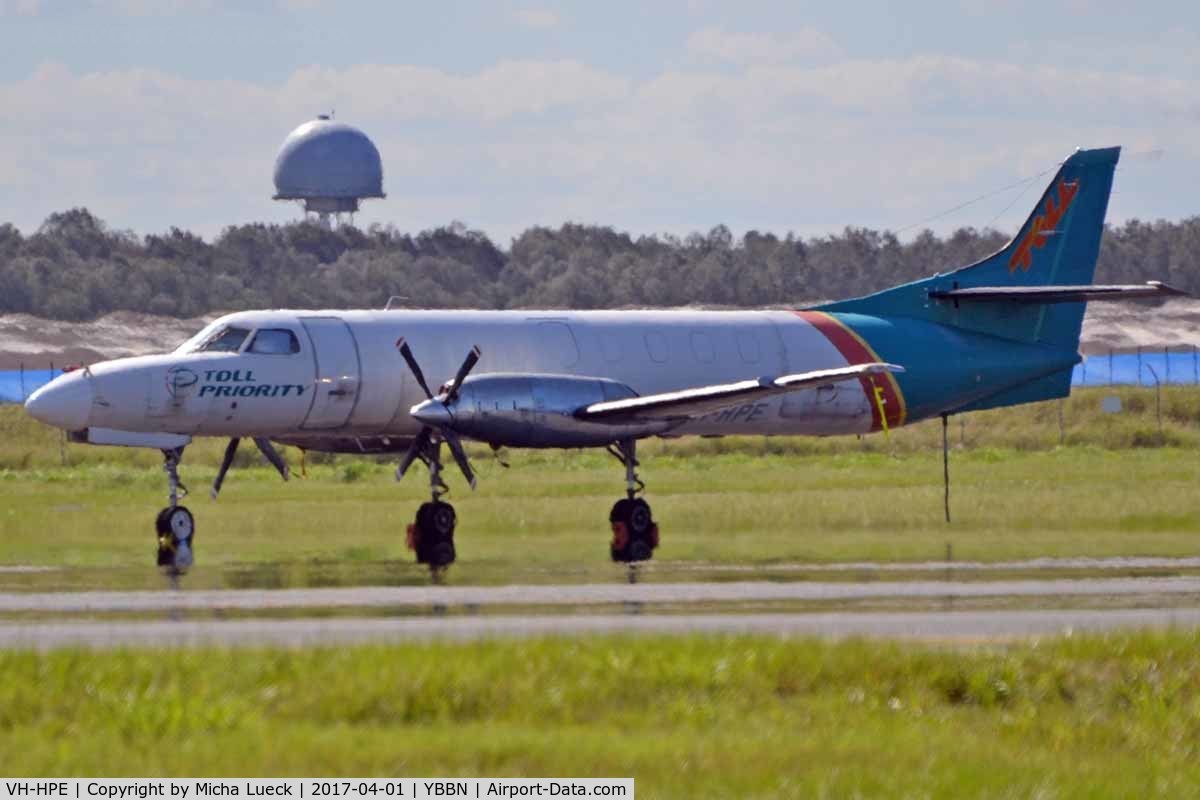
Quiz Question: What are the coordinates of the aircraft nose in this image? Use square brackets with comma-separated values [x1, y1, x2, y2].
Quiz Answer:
[410, 399, 453, 428]
[24, 372, 93, 430]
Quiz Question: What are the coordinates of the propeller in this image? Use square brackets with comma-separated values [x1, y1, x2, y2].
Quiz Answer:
[211, 436, 290, 499]
[395, 339, 481, 489]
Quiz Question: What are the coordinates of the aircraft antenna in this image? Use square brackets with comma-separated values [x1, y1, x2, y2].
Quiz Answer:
[942, 413, 951, 524]
[893, 164, 1055, 235]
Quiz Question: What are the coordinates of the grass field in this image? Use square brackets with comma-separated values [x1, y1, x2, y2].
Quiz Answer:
[3, 387, 1200, 584]
[4, 391, 1200, 794]
[2, 632, 1199, 796]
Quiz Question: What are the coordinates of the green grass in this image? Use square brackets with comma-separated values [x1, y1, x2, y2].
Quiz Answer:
[1, 632, 1199, 796]
[3, 388, 1200, 585]
[4, 394, 1200, 793]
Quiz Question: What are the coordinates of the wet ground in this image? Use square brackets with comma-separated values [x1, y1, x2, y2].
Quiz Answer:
[4, 557, 1200, 648]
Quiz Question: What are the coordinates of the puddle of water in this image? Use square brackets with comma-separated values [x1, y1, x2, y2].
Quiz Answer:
[5, 556, 1200, 594]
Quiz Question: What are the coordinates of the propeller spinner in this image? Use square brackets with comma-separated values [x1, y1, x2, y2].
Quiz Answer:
[395, 339, 481, 489]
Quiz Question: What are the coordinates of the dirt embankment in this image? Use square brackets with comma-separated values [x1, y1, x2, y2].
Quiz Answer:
[0, 311, 219, 370]
[1, 301, 1197, 369]
[1079, 300, 1200, 354]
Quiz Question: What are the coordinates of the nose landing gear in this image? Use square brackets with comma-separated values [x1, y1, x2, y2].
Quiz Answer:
[608, 439, 658, 564]
[155, 447, 194, 575]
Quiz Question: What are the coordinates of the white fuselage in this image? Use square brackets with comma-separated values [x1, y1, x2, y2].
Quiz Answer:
[39, 308, 894, 444]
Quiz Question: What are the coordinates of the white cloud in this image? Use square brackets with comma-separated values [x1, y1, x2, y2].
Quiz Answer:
[89, 0, 316, 13]
[280, 60, 629, 122]
[0, 0, 42, 14]
[513, 7, 560, 29]
[0, 50, 1197, 240]
[686, 26, 842, 65]
[91, 0, 214, 14]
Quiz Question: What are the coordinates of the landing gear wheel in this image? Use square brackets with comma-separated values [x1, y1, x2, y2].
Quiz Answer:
[627, 498, 653, 537]
[411, 501, 457, 568]
[155, 506, 195, 573]
[609, 498, 657, 563]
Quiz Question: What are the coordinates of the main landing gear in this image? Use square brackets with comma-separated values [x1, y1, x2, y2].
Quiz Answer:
[608, 439, 658, 564]
[403, 437, 458, 574]
[155, 447, 195, 576]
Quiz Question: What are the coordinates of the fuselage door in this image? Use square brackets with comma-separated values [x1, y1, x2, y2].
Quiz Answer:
[300, 317, 361, 430]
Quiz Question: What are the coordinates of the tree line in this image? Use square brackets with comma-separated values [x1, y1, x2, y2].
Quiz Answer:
[0, 208, 1196, 320]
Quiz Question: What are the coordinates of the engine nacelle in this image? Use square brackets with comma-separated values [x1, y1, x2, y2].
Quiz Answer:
[446, 373, 675, 448]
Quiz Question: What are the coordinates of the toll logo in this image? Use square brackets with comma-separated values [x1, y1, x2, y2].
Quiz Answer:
[165, 366, 199, 399]
[196, 369, 308, 398]
[1009, 177, 1080, 273]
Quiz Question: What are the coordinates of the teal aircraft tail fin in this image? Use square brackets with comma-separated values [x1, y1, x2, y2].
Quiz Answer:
[815, 147, 1121, 350]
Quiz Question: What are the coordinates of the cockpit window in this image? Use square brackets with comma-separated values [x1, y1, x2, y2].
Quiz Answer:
[248, 328, 301, 355]
[194, 326, 251, 353]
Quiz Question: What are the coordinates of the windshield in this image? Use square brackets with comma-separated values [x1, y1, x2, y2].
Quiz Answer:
[247, 328, 301, 355]
[188, 325, 252, 353]
[174, 320, 224, 353]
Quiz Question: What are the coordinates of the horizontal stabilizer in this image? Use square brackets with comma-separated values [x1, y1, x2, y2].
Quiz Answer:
[578, 363, 903, 422]
[928, 281, 1187, 304]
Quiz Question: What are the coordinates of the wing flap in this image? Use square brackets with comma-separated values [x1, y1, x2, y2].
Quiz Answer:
[577, 363, 903, 422]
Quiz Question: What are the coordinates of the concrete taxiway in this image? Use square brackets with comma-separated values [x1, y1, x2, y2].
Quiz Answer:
[2, 576, 1200, 613]
[3, 576, 1200, 648]
[1, 608, 1199, 649]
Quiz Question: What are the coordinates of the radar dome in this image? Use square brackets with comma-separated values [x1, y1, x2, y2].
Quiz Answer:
[272, 115, 385, 215]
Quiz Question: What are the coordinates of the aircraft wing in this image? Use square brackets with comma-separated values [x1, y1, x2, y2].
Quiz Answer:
[576, 363, 903, 422]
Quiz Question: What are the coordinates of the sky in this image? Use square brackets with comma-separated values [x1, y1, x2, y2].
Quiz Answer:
[1, 0, 1198, 245]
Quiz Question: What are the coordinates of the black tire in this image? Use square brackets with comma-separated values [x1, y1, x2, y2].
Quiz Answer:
[427, 540, 457, 568]
[155, 507, 171, 535]
[156, 539, 174, 567]
[412, 503, 431, 564]
[414, 502, 456, 566]
[627, 538, 654, 562]
[156, 506, 195, 572]
[415, 502, 434, 534]
[165, 507, 194, 543]
[430, 502, 456, 538]
[609, 498, 632, 524]
[628, 499, 653, 536]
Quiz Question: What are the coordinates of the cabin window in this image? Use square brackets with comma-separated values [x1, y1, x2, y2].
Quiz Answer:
[248, 329, 301, 355]
[644, 332, 669, 363]
[736, 331, 761, 364]
[690, 331, 714, 363]
[193, 326, 251, 353]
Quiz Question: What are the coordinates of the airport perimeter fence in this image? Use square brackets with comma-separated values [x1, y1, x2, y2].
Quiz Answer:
[2, 347, 1200, 405]
[0, 365, 62, 405]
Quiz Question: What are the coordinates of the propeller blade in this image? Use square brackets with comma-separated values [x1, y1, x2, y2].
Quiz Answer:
[396, 338, 434, 400]
[211, 437, 241, 499]
[253, 437, 290, 481]
[443, 431, 477, 490]
[444, 345, 481, 404]
[396, 426, 432, 481]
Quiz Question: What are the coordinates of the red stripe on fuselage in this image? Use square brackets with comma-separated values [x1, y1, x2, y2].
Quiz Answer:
[792, 310, 907, 432]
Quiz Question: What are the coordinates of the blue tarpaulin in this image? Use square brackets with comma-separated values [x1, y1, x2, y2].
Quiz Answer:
[0, 369, 61, 404]
[1072, 350, 1200, 387]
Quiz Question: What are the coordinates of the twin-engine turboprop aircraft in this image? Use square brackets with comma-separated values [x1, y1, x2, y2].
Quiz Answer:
[24, 146, 1181, 573]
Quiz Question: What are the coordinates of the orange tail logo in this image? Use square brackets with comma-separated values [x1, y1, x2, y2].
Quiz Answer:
[1008, 178, 1080, 273]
